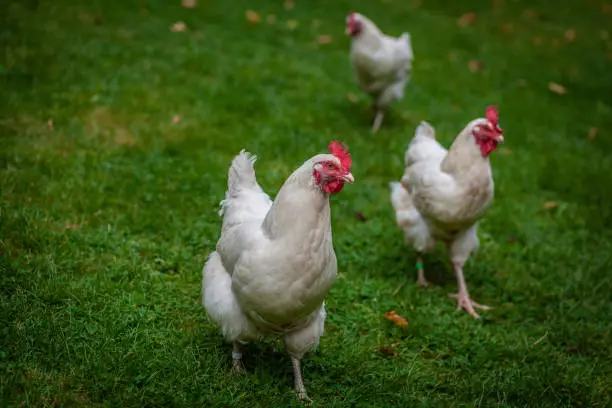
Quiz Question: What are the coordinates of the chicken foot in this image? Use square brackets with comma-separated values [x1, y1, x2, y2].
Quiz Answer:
[448, 261, 491, 319]
[291, 356, 312, 402]
[416, 255, 431, 287]
[231, 342, 246, 374]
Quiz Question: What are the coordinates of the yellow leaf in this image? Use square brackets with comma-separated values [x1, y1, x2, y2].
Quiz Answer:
[286, 19, 298, 30]
[246, 10, 261, 24]
[170, 21, 187, 32]
[548, 82, 567, 95]
[468, 60, 483, 72]
[385, 311, 408, 328]
[457, 12, 477, 27]
[317, 35, 332, 44]
[182, 0, 196, 8]
[346, 93, 359, 104]
[172, 115, 181, 124]
[544, 201, 558, 209]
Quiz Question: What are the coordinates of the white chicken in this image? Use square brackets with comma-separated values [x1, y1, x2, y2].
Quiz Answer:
[202, 142, 354, 401]
[389, 106, 504, 318]
[346, 12, 414, 133]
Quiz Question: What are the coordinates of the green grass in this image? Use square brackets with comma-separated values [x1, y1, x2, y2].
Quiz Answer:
[1, 0, 612, 406]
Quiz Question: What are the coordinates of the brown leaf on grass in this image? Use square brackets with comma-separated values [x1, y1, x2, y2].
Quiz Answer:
[284, 0, 295, 10]
[246, 10, 261, 24]
[170, 21, 187, 32]
[564, 29, 576, 42]
[346, 93, 359, 104]
[172, 115, 181, 124]
[532, 36, 543, 46]
[182, 0, 196, 8]
[47, 119, 53, 130]
[565, 345, 579, 353]
[522, 9, 537, 20]
[457, 12, 477, 27]
[385, 310, 409, 328]
[355, 211, 367, 222]
[378, 344, 399, 358]
[468, 60, 483, 72]
[501, 23, 513, 34]
[544, 201, 558, 209]
[66, 221, 88, 231]
[317, 35, 332, 44]
[548, 82, 567, 95]
[286, 19, 299, 30]
[588, 127, 598, 140]
[266, 14, 277, 24]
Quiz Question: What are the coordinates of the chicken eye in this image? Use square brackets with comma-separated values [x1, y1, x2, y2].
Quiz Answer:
[326, 162, 335, 169]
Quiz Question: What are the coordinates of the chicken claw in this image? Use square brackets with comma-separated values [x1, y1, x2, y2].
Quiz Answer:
[448, 293, 491, 319]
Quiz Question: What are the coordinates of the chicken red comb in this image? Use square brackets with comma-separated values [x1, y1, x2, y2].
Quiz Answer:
[328, 141, 352, 171]
[485, 105, 503, 133]
[485, 105, 498, 124]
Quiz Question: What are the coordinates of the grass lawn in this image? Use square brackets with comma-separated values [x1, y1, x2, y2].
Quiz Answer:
[2, 0, 612, 406]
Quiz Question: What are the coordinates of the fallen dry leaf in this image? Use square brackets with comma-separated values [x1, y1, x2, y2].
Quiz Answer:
[565, 345, 579, 353]
[378, 344, 399, 358]
[532, 36, 543, 46]
[544, 201, 558, 209]
[246, 10, 261, 24]
[346, 93, 359, 104]
[66, 221, 88, 231]
[385, 310, 408, 328]
[286, 19, 299, 30]
[548, 82, 567, 95]
[501, 23, 513, 34]
[457, 12, 477, 27]
[172, 115, 181, 124]
[468, 60, 483, 72]
[47, 119, 53, 130]
[588, 127, 598, 140]
[266, 14, 277, 24]
[284, 0, 295, 10]
[317, 35, 332, 44]
[354, 211, 367, 222]
[182, 0, 196, 8]
[565, 29, 576, 42]
[522, 9, 537, 20]
[170, 21, 187, 32]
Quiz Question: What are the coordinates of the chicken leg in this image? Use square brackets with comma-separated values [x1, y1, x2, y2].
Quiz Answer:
[448, 261, 491, 319]
[372, 110, 384, 133]
[416, 255, 431, 287]
[291, 357, 311, 402]
[231, 342, 246, 374]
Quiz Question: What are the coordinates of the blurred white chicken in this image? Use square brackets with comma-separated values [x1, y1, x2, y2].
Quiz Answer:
[346, 12, 414, 133]
[202, 142, 354, 401]
[389, 106, 504, 318]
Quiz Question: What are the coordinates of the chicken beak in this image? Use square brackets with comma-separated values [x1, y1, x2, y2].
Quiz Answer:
[342, 172, 355, 184]
[495, 135, 505, 144]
